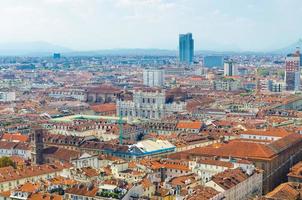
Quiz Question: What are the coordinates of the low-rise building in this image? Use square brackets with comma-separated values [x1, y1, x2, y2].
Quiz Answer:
[0, 163, 71, 192]
[214, 78, 240, 91]
[0, 141, 31, 159]
[0, 91, 15, 102]
[205, 168, 262, 200]
[239, 128, 291, 141]
[48, 88, 87, 101]
[176, 120, 203, 133]
[288, 161, 302, 183]
[262, 182, 302, 200]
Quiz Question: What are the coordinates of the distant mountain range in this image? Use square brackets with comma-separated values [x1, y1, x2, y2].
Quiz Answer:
[272, 39, 302, 54]
[66, 49, 177, 56]
[0, 41, 71, 56]
[1, 39, 302, 56]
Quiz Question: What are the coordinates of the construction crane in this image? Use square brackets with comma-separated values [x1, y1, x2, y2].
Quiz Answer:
[118, 114, 123, 145]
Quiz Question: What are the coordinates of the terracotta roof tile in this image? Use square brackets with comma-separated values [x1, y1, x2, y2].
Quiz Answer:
[176, 121, 202, 129]
[90, 103, 116, 113]
[265, 182, 302, 199]
[1, 133, 29, 142]
[188, 139, 276, 160]
[211, 168, 248, 190]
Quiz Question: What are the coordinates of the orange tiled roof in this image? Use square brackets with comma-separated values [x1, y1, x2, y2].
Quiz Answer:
[268, 133, 302, 154]
[49, 176, 78, 186]
[211, 168, 248, 190]
[288, 161, 302, 179]
[19, 182, 40, 193]
[187, 185, 219, 200]
[170, 174, 196, 186]
[90, 103, 116, 113]
[176, 121, 202, 129]
[10, 155, 26, 166]
[0, 163, 71, 183]
[265, 182, 302, 199]
[141, 178, 152, 189]
[1, 133, 29, 142]
[81, 167, 99, 177]
[0, 190, 11, 197]
[128, 161, 137, 168]
[188, 140, 276, 160]
[153, 162, 189, 171]
[242, 128, 291, 138]
[65, 184, 98, 197]
[29, 192, 63, 200]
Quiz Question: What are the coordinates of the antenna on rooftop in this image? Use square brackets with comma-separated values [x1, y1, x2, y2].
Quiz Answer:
[118, 114, 123, 145]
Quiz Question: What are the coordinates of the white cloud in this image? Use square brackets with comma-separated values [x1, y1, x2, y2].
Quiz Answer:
[0, 0, 301, 51]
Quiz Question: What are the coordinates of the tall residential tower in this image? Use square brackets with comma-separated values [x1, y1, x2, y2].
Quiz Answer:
[285, 48, 301, 91]
[179, 33, 194, 65]
[224, 61, 238, 76]
[143, 68, 165, 87]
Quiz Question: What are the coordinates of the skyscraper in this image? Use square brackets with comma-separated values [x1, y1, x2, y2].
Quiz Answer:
[224, 61, 238, 76]
[143, 68, 165, 87]
[53, 53, 61, 59]
[179, 33, 194, 65]
[285, 48, 301, 91]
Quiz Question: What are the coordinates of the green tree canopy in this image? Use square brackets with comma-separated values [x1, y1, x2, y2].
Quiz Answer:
[0, 157, 16, 168]
[278, 70, 285, 79]
[257, 68, 270, 77]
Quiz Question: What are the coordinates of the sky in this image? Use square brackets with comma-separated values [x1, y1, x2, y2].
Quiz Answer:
[0, 0, 302, 51]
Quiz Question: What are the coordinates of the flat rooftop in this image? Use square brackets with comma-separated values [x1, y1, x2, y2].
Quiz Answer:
[50, 114, 127, 123]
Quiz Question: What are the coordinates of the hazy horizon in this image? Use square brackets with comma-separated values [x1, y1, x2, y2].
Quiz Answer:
[1, 0, 302, 51]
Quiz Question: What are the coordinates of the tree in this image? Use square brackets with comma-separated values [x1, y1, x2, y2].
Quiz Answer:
[278, 70, 285, 79]
[257, 68, 270, 77]
[0, 157, 16, 168]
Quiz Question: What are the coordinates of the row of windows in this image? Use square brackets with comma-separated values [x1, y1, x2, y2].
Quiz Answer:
[142, 98, 157, 104]
[120, 110, 162, 118]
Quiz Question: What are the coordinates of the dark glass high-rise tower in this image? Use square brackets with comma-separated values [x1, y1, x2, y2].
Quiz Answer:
[285, 48, 301, 91]
[179, 33, 194, 65]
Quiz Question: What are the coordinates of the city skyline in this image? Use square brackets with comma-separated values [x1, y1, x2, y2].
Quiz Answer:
[1, 0, 302, 52]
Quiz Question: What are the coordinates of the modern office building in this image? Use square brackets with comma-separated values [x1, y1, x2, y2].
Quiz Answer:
[143, 68, 165, 87]
[53, 53, 61, 59]
[204, 56, 224, 68]
[179, 33, 194, 65]
[267, 80, 285, 93]
[285, 49, 301, 91]
[224, 61, 238, 76]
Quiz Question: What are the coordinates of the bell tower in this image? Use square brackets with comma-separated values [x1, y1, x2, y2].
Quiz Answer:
[30, 128, 44, 165]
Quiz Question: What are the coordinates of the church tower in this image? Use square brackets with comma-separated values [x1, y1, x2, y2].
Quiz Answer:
[30, 128, 44, 165]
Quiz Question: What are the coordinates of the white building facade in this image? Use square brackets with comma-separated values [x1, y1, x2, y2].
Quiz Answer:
[117, 90, 186, 120]
[224, 61, 238, 76]
[143, 69, 165, 87]
[0, 91, 16, 102]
